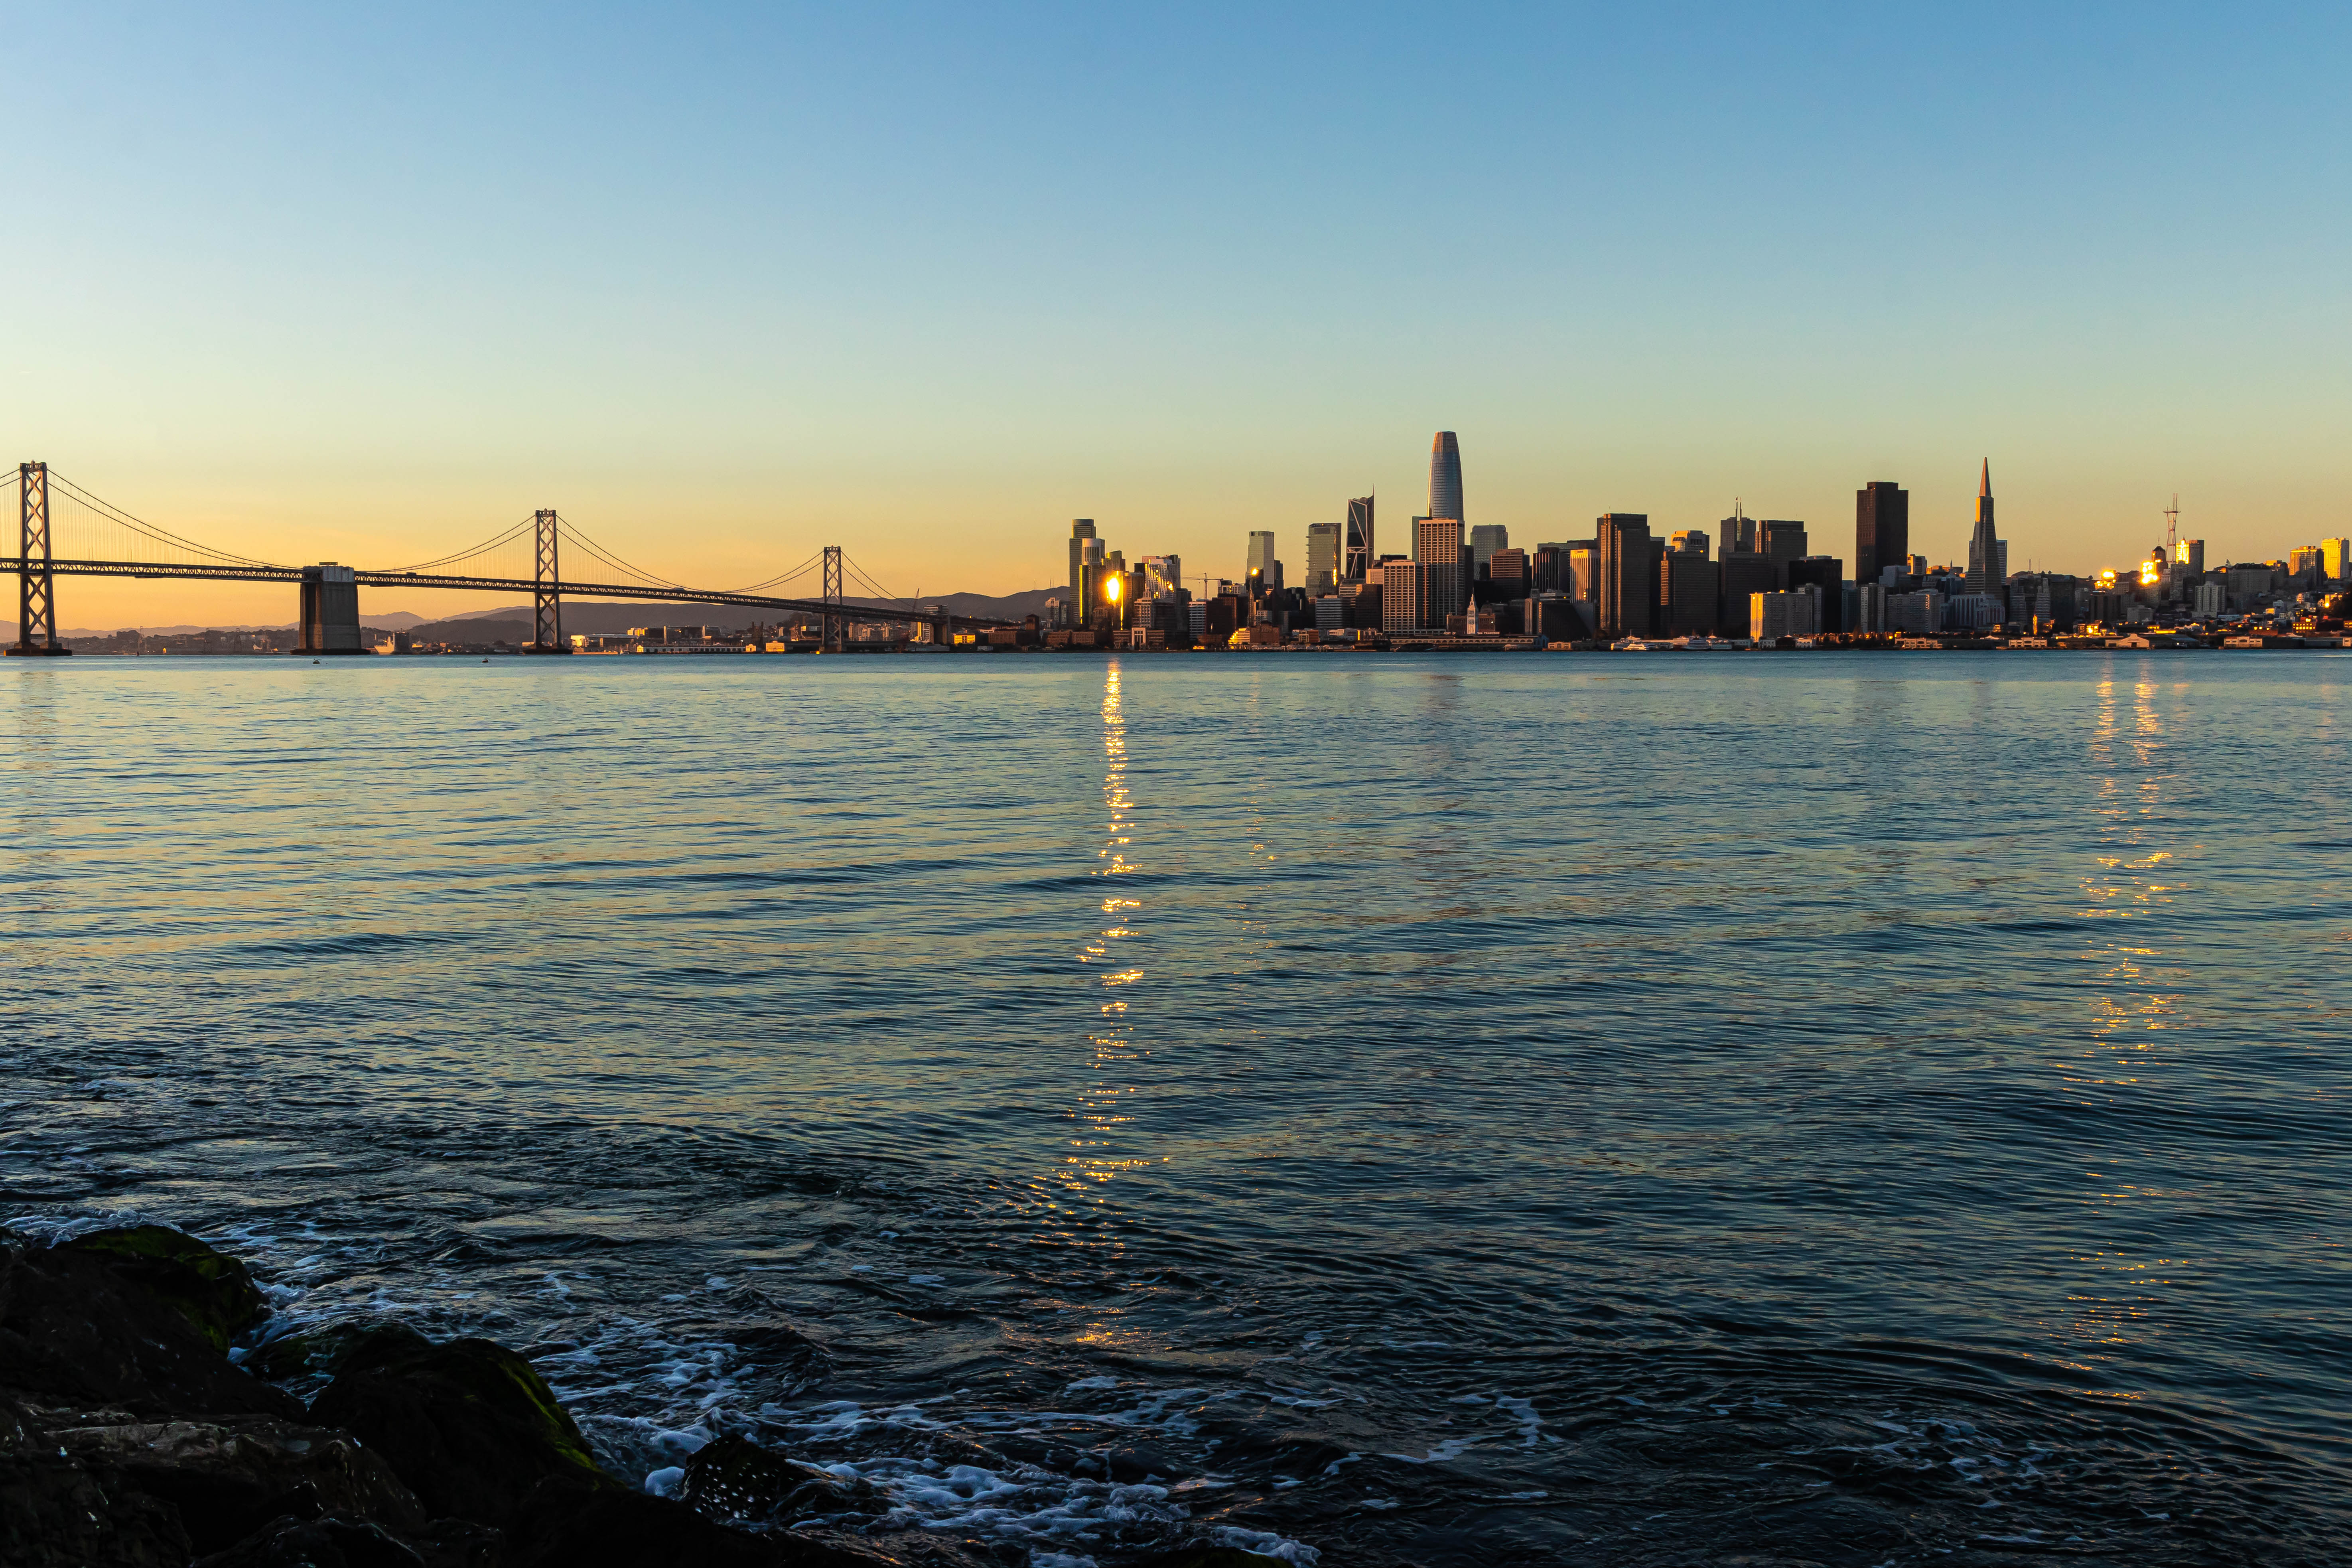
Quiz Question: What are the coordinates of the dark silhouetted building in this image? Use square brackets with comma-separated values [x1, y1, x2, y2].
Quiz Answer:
[1719, 551, 1775, 637]
[1660, 550, 1719, 636]
[1786, 555, 1846, 633]
[1760, 519, 1808, 588]
[1856, 481, 1909, 588]
[1595, 514, 1653, 637]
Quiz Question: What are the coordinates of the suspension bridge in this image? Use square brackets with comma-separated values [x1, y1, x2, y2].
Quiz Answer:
[2, 462, 1010, 656]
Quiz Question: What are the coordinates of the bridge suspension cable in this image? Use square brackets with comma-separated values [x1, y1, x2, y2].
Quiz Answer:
[45, 471, 287, 571]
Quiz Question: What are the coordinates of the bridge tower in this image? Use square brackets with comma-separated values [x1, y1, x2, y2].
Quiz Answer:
[822, 544, 844, 653]
[530, 509, 566, 653]
[9, 462, 68, 657]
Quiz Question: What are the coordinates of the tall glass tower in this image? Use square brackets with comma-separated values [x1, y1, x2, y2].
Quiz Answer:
[1428, 432, 1463, 522]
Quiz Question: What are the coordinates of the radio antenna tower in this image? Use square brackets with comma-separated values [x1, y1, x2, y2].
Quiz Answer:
[2166, 493, 2179, 556]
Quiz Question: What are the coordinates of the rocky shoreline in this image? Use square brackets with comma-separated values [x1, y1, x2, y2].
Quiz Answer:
[0, 1225, 1285, 1568]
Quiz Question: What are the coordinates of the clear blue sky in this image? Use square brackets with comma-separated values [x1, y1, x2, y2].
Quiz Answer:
[7, 3, 2348, 625]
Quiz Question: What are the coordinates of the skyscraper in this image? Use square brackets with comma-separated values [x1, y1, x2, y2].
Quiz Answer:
[1760, 520, 1808, 588]
[1855, 482, 1909, 588]
[1345, 496, 1375, 582]
[1660, 550, 1719, 635]
[1965, 462, 2003, 595]
[1380, 560, 1423, 633]
[1595, 514, 1653, 637]
[1067, 520, 1098, 629]
[1306, 522, 1341, 595]
[1428, 432, 1463, 523]
[1246, 530, 1278, 595]
[1470, 524, 1508, 578]
[1414, 517, 1466, 627]
[1719, 503, 1757, 556]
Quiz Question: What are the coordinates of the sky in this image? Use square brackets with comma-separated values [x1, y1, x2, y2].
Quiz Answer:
[6, 2, 2350, 627]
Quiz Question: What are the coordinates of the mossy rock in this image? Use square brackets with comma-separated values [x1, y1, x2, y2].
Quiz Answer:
[245, 1319, 432, 1384]
[57, 1226, 268, 1354]
[308, 1334, 613, 1527]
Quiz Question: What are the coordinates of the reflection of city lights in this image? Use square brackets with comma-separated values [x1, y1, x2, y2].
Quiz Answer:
[2097, 568, 2119, 587]
[1105, 575, 1121, 603]
[2139, 560, 2161, 587]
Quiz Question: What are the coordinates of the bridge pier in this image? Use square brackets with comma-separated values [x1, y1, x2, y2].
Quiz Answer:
[8, 461, 70, 657]
[300, 564, 367, 654]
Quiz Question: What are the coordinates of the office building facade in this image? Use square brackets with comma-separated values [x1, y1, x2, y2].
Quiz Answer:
[1751, 590, 1819, 642]
[1470, 524, 1508, 578]
[1067, 519, 1098, 628]
[1855, 481, 1909, 588]
[1306, 522, 1341, 595]
[1760, 520, 1808, 588]
[1414, 517, 1466, 628]
[1380, 560, 1423, 633]
[1785, 555, 1845, 633]
[1660, 551, 1719, 636]
[1718, 552, 1774, 637]
[1595, 513, 1653, 637]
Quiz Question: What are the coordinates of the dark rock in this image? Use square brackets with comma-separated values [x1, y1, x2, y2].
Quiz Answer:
[308, 1334, 614, 1528]
[246, 1320, 434, 1385]
[680, 1433, 883, 1526]
[508, 1477, 781, 1566]
[58, 1225, 271, 1353]
[1115, 1551, 1291, 1568]
[0, 1450, 193, 1567]
[193, 1515, 428, 1568]
[50, 1414, 428, 1553]
[0, 1232, 301, 1420]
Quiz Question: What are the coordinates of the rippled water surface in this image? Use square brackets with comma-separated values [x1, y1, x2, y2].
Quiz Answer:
[4, 651, 2348, 1566]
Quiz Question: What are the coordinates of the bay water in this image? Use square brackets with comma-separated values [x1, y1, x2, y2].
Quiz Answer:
[3, 651, 2346, 1565]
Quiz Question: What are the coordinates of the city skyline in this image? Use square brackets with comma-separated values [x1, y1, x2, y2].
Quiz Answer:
[7, 8, 2351, 627]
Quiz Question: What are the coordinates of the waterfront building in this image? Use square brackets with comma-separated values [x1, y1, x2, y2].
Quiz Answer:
[1306, 523, 1341, 595]
[1751, 590, 1819, 641]
[1855, 481, 1910, 590]
[1717, 550, 1774, 637]
[1471, 524, 1508, 578]
[1429, 432, 1464, 525]
[1785, 555, 1846, 633]
[1067, 520, 1099, 628]
[1887, 589, 1944, 635]
[1595, 514, 1654, 638]
[1414, 517, 1467, 627]
[1345, 496, 1376, 582]
[1946, 592, 2005, 630]
[1857, 582, 1888, 633]
[1965, 462, 2008, 595]
[1760, 520, 1808, 588]
[1660, 550, 1719, 636]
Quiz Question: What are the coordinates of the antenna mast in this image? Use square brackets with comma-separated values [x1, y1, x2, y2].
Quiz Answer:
[2165, 493, 2179, 557]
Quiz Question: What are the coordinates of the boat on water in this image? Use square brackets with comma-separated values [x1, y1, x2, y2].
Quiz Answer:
[1611, 637, 1676, 651]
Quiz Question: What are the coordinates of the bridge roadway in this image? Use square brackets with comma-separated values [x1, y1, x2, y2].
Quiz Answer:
[0, 558, 1013, 637]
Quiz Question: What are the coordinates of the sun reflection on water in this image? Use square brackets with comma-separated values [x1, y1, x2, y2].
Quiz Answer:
[1066, 662, 1154, 1197]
